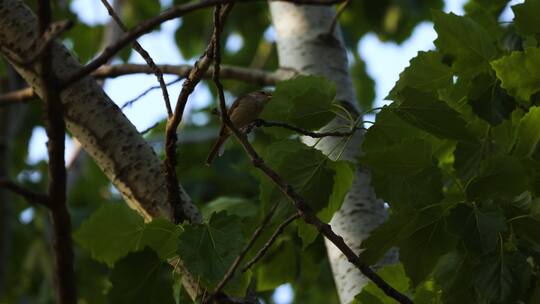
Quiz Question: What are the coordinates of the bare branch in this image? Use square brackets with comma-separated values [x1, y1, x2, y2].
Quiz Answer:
[253, 119, 363, 138]
[38, 1, 77, 303]
[0, 64, 289, 106]
[242, 213, 300, 273]
[0, 180, 49, 207]
[164, 3, 234, 224]
[121, 77, 181, 110]
[99, 0, 173, 117]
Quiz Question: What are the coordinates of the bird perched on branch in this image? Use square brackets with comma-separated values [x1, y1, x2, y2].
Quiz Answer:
[205, 90, 272, 165]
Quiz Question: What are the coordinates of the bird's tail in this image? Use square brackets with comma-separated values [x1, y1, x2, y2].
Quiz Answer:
[205, 134, 229, 166]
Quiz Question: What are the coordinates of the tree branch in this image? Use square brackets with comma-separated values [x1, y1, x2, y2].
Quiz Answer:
[38, 1, 77, 303]
[253, 119, 362, 138]
[99, 0, 173, 117]
[0, 64, 289, 106]
[0, 179, 50, 207]
[164, 3, 234, 224]
[241, 213, 300, 273]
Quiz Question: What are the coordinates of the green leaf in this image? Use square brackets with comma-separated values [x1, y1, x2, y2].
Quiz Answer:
[393, 89, 474, 141]
[261, 75, 336, 136]
[399, 211, 457, 286]
[513, 216, 540, 252]
[354, 264, 410, 304]
[434, 251, 476, 304]
[491, 47, 540, 102]
[513, 106, 540, 157]
[362, 137, 444, 209]
[467, 73, 516, 126]
[277, 148, 336, 214]
[139, 219, 181, 260]
[449, 204, 507, 255]
[360, 206, 446, 265]
[108, 249, 174, 304]
[388, 50, 453, 99]
[432, 11, 497, 77]
[362, 139, 433, 175]
[202, 196, 258, 219]
[74, 204, 180, 265]
[297, 161, 354, 247]
[74, 204, 144, 266]
[512, 0, 540, 37]
[466, 156, 529, 200]
[474, 252, 532, 304]
[177, 212, 244, 287]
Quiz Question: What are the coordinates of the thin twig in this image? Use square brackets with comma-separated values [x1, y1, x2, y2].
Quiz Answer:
[327, 0, 348, 35]
[254, 119, 363, 138]
[121, 77, 182, 109]
[38, 1, 77, 303]
[211, 196, 282, 301]
[163, 3, 234, 224]
[99, 0, 173, 117]
[0, 180, 50, 207]
[242, 213, 300, 273]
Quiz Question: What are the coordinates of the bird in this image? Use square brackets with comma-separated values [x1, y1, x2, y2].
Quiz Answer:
[205, 90, 272, 165]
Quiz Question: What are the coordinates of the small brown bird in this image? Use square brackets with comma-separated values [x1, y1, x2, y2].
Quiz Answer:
[205, 90, 272, 165]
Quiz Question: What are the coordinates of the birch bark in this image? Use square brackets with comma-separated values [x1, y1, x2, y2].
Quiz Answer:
[269, 3, 394, 303]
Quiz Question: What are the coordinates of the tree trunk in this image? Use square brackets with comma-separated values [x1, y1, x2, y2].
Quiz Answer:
[269, 3, 394, 303]
[0, 0, 202, 299]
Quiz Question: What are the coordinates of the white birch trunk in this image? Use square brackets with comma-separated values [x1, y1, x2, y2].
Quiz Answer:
[0, 0, 201, 298]
[269, 3, 394, 303]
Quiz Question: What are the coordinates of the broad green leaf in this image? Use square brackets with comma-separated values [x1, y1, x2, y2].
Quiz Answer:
[512, 0, 540, 37]
[363, 107, 443, 154]
[363, 137, 443, 209]
[513, 106, 540, 157]
[474, 252, 532, 304]
[513, 216, 540, 252]
[124, 0, 161, 29]
[177, 212, 244, 288]
[491, 47, 540, 102]
[202, 196, 258, 219]
[388, 50, 453, 99]
[399, 211, 457, 286]
[139, 219, 181, 260]
[467, 73, 515, 126]
[74, 204, 144, 266]
[434, 251, 476, 304]
[360, 206, 445, 265]
[288, 77, 336, 129]
[354, 264, 410, 304]
[448, 204, 507, 255]
[371, 166, 443, 209]
[277, 148, 335, 213]
[74, 204, 180, 265]
[108, 249, 174, 304]
[297, 161, 354, 247]
[362, 139, 433, 175]
[393, 89, 474, 141]
[466, 156, 529, 200]
[432, 11, 497, 77]
[261, 75, 336, 136]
